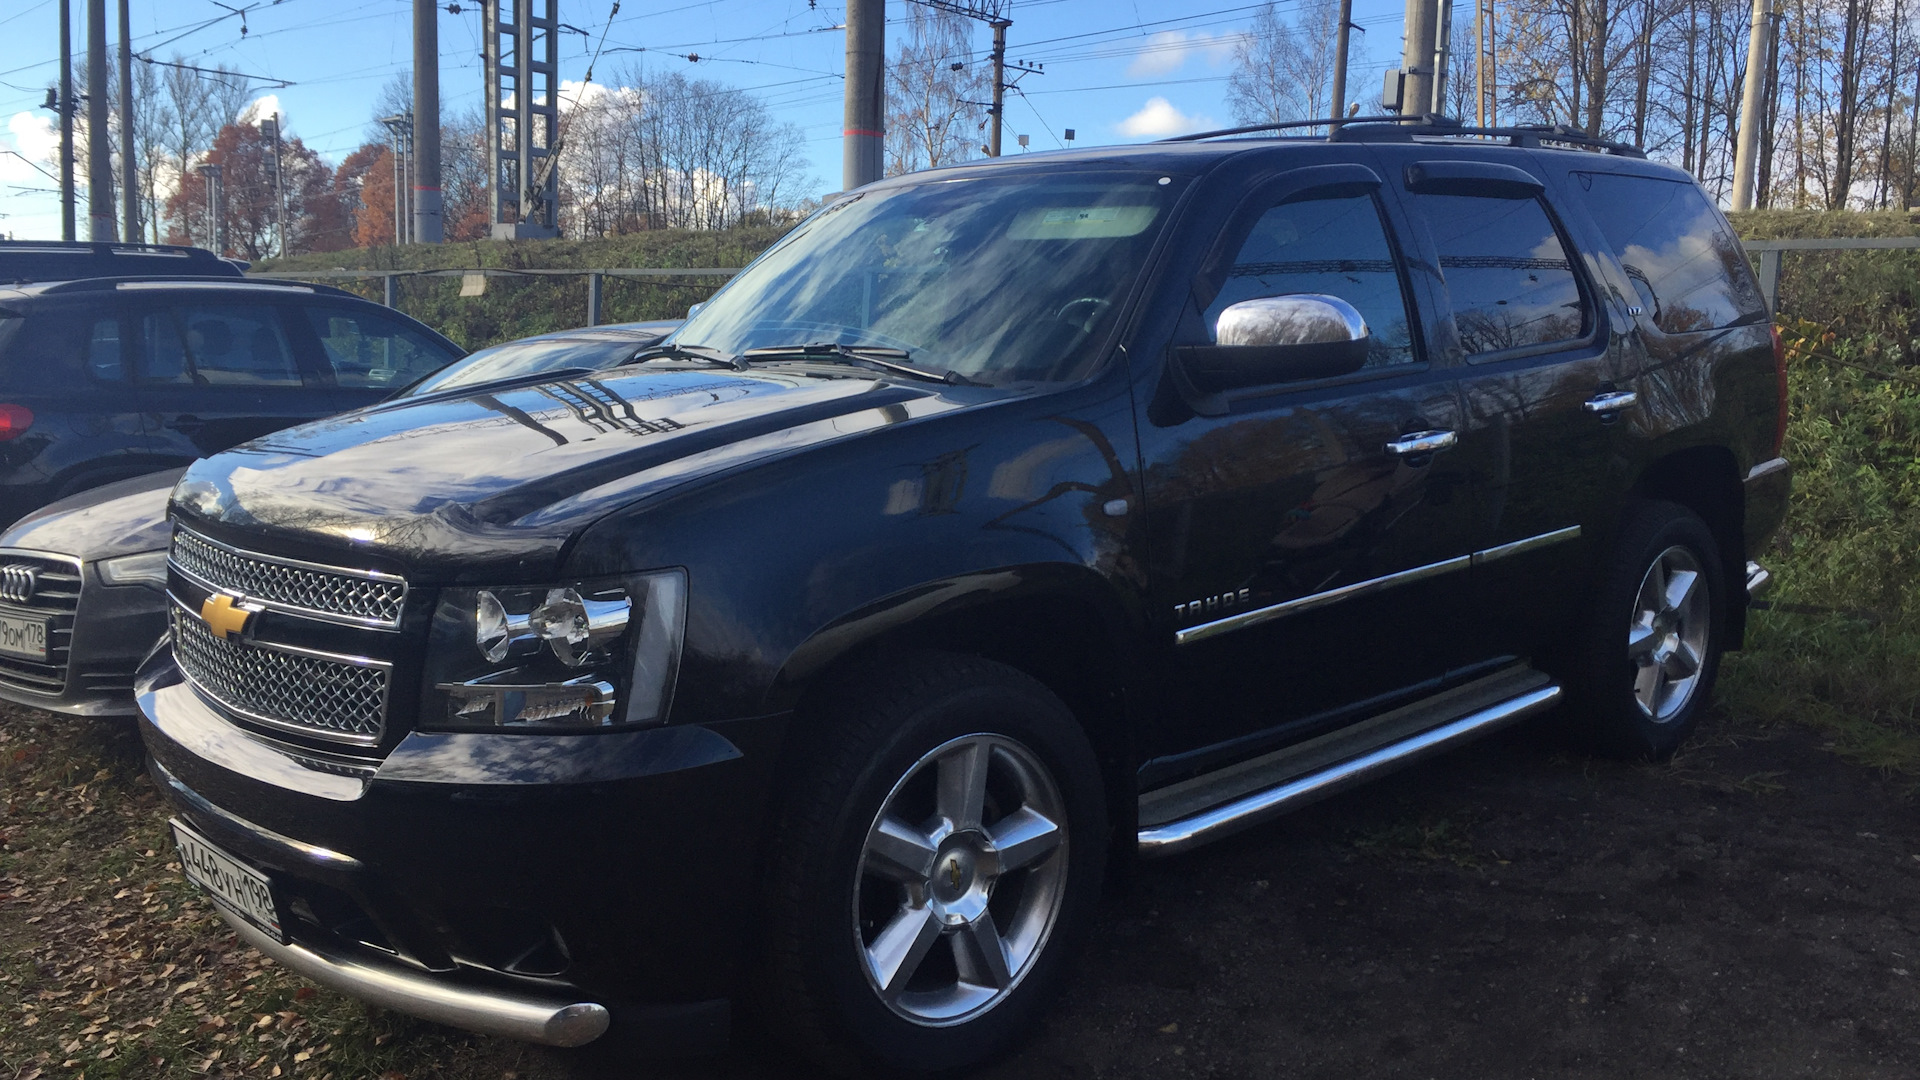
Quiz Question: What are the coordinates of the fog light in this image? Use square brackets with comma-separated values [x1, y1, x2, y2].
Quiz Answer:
[440, 675, 619, 727]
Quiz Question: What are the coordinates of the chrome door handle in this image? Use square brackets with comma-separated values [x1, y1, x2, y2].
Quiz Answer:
[1583, 391, 1639, 414]
[1384, 429, 1457, 456]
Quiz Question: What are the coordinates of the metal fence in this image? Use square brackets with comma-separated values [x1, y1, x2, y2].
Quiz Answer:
[1743, 236, 1920, 315]
[245, 235, 1920, 326]
[247, 267, 742, 326]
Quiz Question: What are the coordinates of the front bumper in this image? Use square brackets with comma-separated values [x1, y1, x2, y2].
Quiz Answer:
[138, 649, 787, 1051]
[0, 570, 165, 717]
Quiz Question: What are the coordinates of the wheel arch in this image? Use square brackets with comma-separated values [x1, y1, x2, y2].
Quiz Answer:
[1628, 444, 1747, 646]
[771, 566, 1148, 871]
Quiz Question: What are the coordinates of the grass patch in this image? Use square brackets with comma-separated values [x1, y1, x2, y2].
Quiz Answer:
[1719, 320, 1920, 778]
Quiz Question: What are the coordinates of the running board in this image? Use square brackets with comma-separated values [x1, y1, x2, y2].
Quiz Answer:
[1136, 682, 1563, 857]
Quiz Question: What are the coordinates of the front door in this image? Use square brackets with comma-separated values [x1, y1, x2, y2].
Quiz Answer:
[1136, 174, 1480, 775]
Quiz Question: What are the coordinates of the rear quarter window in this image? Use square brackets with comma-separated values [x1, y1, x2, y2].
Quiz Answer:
[0, 307, 127, 386]
[1571, 172, 1766, 333]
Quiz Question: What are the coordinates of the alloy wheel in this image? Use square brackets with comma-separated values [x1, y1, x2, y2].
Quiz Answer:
[1627, 544, 1712, 722]
[852, 732, 1069, 1026]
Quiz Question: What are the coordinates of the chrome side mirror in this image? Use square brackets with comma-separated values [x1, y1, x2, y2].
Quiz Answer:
[1175, 294, 1371, 397]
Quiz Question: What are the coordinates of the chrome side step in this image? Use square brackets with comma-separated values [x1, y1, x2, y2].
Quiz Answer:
[1136, 682, 1563, 858]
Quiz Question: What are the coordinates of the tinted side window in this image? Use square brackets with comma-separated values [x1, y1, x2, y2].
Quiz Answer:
[1416, 194, 1588, 356]
[4, 310, 126, 383]
[1205, 193, 1417, 367]
[1573, 172, 1766, 333]
[305, 306, 460, 388]
[143, 305, 302, 387]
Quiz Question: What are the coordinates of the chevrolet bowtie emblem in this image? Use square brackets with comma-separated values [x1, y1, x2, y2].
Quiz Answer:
[199, 593, 257, 641]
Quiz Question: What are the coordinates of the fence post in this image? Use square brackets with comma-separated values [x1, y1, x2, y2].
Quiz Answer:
[1759, 248, 1782, 316]
[383, 272, 398, 309]
[587, 271, 603, 327]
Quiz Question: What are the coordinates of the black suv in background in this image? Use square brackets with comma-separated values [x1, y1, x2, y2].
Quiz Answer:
[0, 239, 244, 284]
[140, 122, 1789, 1073]
[0, 275, 463, 528]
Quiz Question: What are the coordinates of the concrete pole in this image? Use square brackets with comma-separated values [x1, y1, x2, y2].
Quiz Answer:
[86, 0, 113, 240]
[1731, 0, 1772, 210]
[988, 20, 1008, 156]
[1399, 0, 1439, 117]
[842, 0, 884, 190]
[1332, 0, 1354, 125]
[117, 0, 135, 241]
[412, 0, 443, 242]
[59, 0, 75, 242]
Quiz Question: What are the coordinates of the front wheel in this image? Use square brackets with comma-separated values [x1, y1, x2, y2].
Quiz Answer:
[758, 653, 1106, 1075]
[1567, 500, 1727, 759]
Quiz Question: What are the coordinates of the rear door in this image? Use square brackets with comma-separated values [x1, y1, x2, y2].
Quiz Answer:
[127, 297, 329, 458]
[1382, 152, 1638, 663]
[1136, 163, 1482, 769]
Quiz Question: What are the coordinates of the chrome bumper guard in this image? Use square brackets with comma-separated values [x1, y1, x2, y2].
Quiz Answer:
[217, 909, 610, 1047]
[1746, 560, 1773, 599]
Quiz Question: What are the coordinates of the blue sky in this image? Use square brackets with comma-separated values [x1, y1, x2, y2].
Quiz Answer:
[0, 0, 1412, 242]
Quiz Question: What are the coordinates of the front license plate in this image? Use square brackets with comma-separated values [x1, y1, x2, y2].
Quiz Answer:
[0, 612, 47, 661]
[170, 819, 286, 943]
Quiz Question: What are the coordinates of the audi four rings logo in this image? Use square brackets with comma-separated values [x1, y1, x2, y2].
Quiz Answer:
[0, 564, 39, 604]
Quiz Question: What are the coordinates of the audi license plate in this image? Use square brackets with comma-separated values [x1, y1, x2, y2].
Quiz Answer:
[0, 613, 46, 661]
[170, 819, 286, 943]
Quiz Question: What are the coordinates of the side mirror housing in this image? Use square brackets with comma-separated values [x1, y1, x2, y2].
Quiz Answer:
[1175, 294, 1371, 394]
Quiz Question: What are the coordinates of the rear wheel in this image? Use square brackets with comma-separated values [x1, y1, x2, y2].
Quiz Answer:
[1567, 500, 1727, 759]
[759, 653, 1105, 1075]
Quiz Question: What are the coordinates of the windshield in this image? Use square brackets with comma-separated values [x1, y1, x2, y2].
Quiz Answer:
[401, 336, 645, 397]
[674, 171, 1185, 384]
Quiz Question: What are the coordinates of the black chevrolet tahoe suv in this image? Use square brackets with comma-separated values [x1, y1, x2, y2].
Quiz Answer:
[138, 122, 1790, 1073]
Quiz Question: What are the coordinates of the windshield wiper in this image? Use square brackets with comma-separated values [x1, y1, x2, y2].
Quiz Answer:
[622, 342, 749, 371]
[739, 342, 984, 386]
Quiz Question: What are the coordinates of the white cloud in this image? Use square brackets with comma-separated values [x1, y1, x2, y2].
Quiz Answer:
[1125, 31, 1241, 78]
[1, 112, 56, 186]
[239, 94, 283, 126]
[1116, 97, 1213, 138]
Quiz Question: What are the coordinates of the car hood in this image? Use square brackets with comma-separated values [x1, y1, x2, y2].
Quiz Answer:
[172, 365, 963, 578]
[1, 468, 184, 561]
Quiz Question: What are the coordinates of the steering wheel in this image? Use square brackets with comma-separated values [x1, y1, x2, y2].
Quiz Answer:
[1053, 297, 1110, 334]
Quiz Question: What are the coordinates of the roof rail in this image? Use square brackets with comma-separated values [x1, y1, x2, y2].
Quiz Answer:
[29, 275, 357, 299]
[1162, 113, 1647, 159]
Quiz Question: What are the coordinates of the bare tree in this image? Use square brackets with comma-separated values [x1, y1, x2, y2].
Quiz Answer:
[887, 5, 988, 175]
[1227, 0, 1351, 131]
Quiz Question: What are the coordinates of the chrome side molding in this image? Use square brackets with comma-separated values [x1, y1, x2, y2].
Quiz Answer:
[1175, 526, 1582, 646]
[1137, 683, 1563, 857]
[218, 910, 610, 1047]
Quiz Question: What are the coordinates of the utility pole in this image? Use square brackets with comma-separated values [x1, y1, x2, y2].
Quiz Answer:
[117, 0, 135, 242]
[987, 19, 1008, 156]
[86, 0, 113, 240]
[843, 0, 884, 189]
[412, 0, 442, 243]
[1331, 0, 1355, 125]
[196, 162, 223, 255]
[1391, 0, 1438, 115]
[261, 114, 286, 256]
[380, 114, 411, 244]
[1731, 0, 1772, 210]
[57, 0, 75, 241]
[1431, 0, 1453, 116]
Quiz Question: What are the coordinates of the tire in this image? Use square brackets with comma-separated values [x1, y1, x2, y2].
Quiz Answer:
[758, 652, 1107, 1075]
[1566, 500, 1727, 760]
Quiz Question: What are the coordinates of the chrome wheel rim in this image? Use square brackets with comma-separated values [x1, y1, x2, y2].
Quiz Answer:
[853, 732, 1069, 1026]
[1628, 545, 1711, 722]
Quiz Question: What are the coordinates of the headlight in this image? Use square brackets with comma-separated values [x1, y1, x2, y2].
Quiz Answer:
[98, 549, 170, 589]
[420, 568, 686, 732]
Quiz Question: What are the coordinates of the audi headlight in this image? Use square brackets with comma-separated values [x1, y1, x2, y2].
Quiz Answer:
[98, 549, 170, 589]
[420, 568, 687, 731]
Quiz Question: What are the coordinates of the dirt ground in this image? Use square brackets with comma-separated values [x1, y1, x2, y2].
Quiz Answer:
[5, 703, 1918, 1080]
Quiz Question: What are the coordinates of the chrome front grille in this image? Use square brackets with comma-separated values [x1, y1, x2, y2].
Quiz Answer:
[0, 552, 82, 696]
[171, 606, 391, 745]
[171, 527, 407, 629]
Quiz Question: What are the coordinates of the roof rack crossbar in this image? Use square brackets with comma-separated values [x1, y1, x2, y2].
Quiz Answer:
[1161, 114, 1646, 159]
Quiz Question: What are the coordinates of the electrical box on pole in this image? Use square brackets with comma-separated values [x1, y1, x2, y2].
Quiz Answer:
[485, 0, 560, 239]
